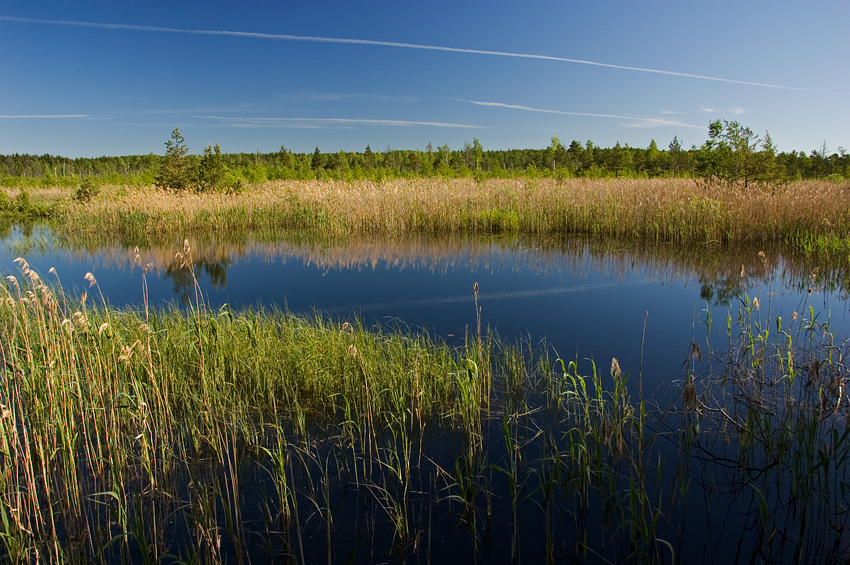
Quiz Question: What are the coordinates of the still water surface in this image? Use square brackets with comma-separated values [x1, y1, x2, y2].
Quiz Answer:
[3, 226, 850, 561]
[3, 228, 847, 398]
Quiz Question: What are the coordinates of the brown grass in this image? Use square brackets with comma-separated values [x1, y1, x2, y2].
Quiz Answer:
[49, 178, 850, 251]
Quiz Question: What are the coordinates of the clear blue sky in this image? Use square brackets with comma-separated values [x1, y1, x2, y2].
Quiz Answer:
[1, 1, 847, 158]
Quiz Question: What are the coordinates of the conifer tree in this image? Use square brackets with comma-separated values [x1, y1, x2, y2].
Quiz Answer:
[156, 128, 193, 190]
[198, 143, 227, 191]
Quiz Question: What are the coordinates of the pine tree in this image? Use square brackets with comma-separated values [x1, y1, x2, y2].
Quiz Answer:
[668, 136, 682, 178]
[156, 128, 193, 190]
[198, 143, 227, 191]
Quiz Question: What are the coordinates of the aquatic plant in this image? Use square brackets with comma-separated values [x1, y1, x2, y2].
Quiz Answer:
[0, 249, 849, 562]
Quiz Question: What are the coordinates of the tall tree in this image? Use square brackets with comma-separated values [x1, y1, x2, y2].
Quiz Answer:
[156, 128, 193, 190]
[198, 143, 227, 191]
[668, 136, 682, 178]
[472, 138, 484, 172]
[311, 147, 324, 171]
[705, 120, 777, 186]
[645, 139, 661, 177]
[364, 145, 374, 171]
[547, 136, 565, 171]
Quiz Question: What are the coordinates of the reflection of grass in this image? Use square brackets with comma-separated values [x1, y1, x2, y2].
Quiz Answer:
[38, 226, 850, 302]
[46, 178, 850, 252]
[1, 250, 849, 562]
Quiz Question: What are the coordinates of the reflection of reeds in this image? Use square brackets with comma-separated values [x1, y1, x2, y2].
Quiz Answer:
[39, 226, 850, 302]
[2, 254, 850, 563]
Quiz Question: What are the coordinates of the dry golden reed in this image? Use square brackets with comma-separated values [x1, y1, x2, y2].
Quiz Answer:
[51, 178, 850, 251]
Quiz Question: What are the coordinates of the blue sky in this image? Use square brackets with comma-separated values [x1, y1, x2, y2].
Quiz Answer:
[1, 1, 847, 158]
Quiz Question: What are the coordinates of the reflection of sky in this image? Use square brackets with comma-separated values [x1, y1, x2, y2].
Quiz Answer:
[3, 232, 848, 399]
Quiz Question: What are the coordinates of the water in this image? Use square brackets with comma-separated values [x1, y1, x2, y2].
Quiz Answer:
[4, 227, 847, 399]
[3, 226, 850, 562]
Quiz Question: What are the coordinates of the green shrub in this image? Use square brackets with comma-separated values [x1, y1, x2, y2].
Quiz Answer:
[0, 188, 11, 211]
[14, 188, 31, 213]
[73, 177, 102, 203]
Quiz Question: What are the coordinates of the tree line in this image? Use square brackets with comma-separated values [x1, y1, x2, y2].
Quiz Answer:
[2, 121, 847, 189]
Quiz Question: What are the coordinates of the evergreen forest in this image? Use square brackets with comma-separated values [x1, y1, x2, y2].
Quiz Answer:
[1, 120, 848, 190]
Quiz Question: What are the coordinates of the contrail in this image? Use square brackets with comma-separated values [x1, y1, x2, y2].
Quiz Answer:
[0, 15, 813, 91]
[0, 114, 88, 119]
[317, 280, 647, 315]
[199, 116, 481, 128]
[461, 100, 707, 129]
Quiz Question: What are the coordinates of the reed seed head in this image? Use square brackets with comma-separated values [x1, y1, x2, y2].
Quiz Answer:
[682, 379, 697, 412]
[72, 311, 88, 329]
[690, 342, 702, 362]
[610, 357, 621, 379]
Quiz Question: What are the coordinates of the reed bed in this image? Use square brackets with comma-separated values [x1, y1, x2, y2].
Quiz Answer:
[50, 178, 850, 255]
[1, 250, 849, 562]
[0, 254, 490, 562]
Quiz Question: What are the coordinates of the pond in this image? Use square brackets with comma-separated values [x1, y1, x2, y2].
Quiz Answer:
[4, 227, 847, 395]
[2, 224, 849, 563]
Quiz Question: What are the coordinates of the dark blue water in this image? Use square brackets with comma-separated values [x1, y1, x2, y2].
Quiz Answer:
[3, 228, 847, 401]
[4, 226, 850, 562]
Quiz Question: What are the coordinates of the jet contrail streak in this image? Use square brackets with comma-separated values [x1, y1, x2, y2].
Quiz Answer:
[199, 116, 481, 128]
[0, 15, 813, 91]
[461, 100, 707, 129]
[317, 280, 647, 315]
[0, 114, 88, 119]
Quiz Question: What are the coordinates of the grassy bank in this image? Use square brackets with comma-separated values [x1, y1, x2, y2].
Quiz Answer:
[21, 177, 849, 257]
[1, 254, 849, 562]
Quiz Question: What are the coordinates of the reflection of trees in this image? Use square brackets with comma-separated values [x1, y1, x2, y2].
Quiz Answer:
[164, 258, 231, 303]
[49, 231, 850, 302]
[0, 218, 12, 240]
[699, 276, 745, 306]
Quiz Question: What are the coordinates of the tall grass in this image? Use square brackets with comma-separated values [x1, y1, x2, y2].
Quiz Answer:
[1, 249, 849, 562]
[0, 253, 487, 561]
[49, 178, 850, 254]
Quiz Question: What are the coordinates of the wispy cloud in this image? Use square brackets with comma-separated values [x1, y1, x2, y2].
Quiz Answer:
[0, 114, 88, 118]
[199, 116, 481, 129]
[290, 93, 420, 104]
[0, 15, 814, 91]
[460, 100, 705, 130]
[699, 105, 746, 115]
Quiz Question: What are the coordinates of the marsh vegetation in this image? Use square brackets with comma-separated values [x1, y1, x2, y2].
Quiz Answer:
[9, 177, 844, 264]
[0, 240, 849, 562]
[2, 128, 850, 561]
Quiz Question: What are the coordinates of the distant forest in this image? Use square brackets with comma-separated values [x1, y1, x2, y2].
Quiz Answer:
[2, 120, 848, 187]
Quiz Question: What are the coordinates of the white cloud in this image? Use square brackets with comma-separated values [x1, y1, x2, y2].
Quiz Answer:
[0, 16, 813, 91]
[700, 105, 746, 115]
